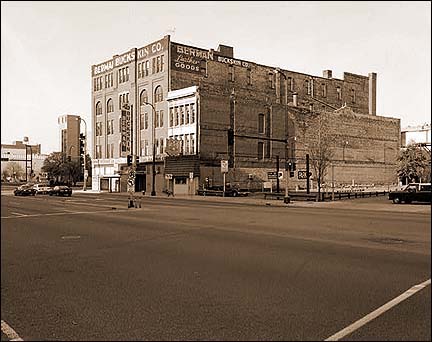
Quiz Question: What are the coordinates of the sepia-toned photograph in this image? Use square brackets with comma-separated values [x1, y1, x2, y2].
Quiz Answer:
[1, 1, 430, 341]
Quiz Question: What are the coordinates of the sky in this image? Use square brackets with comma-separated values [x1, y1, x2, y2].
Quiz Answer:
[1, 1, 431, 154]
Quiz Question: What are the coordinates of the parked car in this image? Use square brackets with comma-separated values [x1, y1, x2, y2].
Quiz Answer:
[388, 183, 431, 204]
[198, 184, 249, 197]
[49, 185, 72, 197]
[33, 183, 52, 195]
[14, 184, 36, 196]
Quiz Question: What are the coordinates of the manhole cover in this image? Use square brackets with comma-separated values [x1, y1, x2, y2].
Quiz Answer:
[61, 235, 81, 240]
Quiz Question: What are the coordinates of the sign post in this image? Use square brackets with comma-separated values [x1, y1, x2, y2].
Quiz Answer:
[221, 160, 228, 197]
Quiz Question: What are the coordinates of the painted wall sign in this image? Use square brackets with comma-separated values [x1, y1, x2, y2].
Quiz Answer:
[93, 37, 168, 76]
[171, 43, 250, 74]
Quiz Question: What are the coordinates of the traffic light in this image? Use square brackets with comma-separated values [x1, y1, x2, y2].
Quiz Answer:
[290, 171, 295, 177]
[292, 162, 296, 171]
[79, 133, 85, 155]
[127, 154, 132, 166]
[287, 161, 293, 171]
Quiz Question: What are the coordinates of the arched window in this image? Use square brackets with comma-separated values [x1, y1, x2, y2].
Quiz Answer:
[154, 86, 163, 103]
[140, 90, 148, 106]
[95, 101, 102, 116]
[107, 99, 113, 113]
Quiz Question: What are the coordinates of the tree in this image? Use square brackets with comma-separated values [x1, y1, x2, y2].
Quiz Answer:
[4, 162, 24, 182]
[397, 143, 431, 184]
[42, 152, 67, 183]
[303, 111, 335, 201]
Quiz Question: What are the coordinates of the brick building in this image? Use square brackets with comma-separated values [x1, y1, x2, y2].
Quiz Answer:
[58, 114, 81, 159]
[91, 35, 400, 194]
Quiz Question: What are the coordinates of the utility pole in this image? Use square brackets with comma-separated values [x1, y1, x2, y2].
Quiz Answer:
[306, 153, 310, 194]
[276, 155, 280, 193]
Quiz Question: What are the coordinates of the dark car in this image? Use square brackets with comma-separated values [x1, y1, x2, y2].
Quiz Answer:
[14, 184, 36, 196]
[388, 183, 431, 204]
[49, 185, 72, 197]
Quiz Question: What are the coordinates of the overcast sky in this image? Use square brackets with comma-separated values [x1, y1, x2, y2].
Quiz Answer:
[1, 1, 430, 154]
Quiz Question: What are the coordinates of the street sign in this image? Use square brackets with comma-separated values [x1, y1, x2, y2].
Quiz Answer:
[221, 160, 228, 173]
[298, 170, 312, 179]
[278, 171, 284, 180]
[165, 174, 173, 180]
[267, 171, 278, 180]
[189, 172, 194, 179]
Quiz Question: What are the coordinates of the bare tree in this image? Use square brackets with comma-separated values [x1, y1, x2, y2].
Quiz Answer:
[305, 112, 335, 200]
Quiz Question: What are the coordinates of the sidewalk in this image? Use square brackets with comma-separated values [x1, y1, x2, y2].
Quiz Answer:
[72, 190, 431, 213]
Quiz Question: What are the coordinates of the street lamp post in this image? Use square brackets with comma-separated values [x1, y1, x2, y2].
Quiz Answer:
[78, 117, 88, 191]
[25, 144, 33, 182]
[275, 69, 291, 204]
[144, 101, 157, 196]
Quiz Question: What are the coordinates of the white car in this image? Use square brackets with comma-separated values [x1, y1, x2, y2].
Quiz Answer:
[33, 184, 52, 194]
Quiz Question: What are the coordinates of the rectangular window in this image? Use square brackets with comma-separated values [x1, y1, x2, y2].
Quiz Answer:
[160, 138, 164, 154]
[351, 89, 356, 103]
[228, 65, 234, 82]
[265, 141, 270, 159]
[190, 104, 195, 123]
[257, 142, 264, 160]
[96, 145, 102, 159]
[337, 86, 342, 100]
[306, 80, 311, 95]
[160, 55, 164, 72]
[185, 105, 190, 124]
[268, 73, 274, 88]
[288, 77, 293, 91]
[184, 135, 189, 154]
[152, 58, 156, 74]
[258, 114, 265, 134]
[145, 60, 150, 76]
[155, 111, 160, 128]
[126, 67, 129, 81]
[138, 63, 143, 78]
[247, 68, 251, 85]
[145, 112, 148, 129]
[140, 114, 144, 130]
[169, 108, 174, 127]
[160, 110, 164, 127]
[322, 83, 327, 97]
[180, 106, 185, 125]
[190, 134, 195, 154]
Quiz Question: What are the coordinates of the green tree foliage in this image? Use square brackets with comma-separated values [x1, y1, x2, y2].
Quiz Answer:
[397, 143, 431, 183]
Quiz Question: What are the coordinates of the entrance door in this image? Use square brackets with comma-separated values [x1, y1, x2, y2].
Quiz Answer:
[174, 177, 188, 195]
[135, 174, 146, 192]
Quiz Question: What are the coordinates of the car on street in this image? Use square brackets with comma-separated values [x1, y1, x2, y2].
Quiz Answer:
[14, 184, 37, 196]
[33, 183, 53, 195]
[49, 185, 73, 197]
[388, 183, 431, 204]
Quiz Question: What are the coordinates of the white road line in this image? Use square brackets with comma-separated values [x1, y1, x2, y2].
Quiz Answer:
[1, 208, 136, 219]
[1, 320, 24, 341]
[324, 278, 431, 341]
[10, 212, 27, 217]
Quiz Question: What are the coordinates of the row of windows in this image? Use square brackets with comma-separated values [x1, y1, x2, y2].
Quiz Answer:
[168, 104, 196, 127]
[118, 67, 130, 84]
[95, 86, 165, 116]
[94, 56, 165, 92]
[139, 110, 165, 129]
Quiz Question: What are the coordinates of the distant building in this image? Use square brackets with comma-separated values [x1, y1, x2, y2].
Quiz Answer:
[1, 140, 47, 182]
[401, 123, 431, 148]
[58, 114, 81, 159]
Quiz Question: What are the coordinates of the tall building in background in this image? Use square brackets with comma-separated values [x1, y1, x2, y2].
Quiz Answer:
[58, 115, 81, 159]
[401, 123, 431, 148]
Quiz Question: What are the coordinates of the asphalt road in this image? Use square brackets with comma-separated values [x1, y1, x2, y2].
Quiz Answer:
[1, 192, 430, 341]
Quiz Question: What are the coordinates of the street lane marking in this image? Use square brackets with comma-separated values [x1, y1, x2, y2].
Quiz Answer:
[10, 212, 28, 217]
[324, 278, 431, 341]
[1, 208, 138, 219]
[1, 320, 24, 341]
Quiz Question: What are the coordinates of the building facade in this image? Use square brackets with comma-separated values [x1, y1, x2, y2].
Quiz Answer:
[1, 140, 47, 182]
[58, 114, 81, 159]
[91, 35, 400, 193]
[401, 123, 431, 148]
